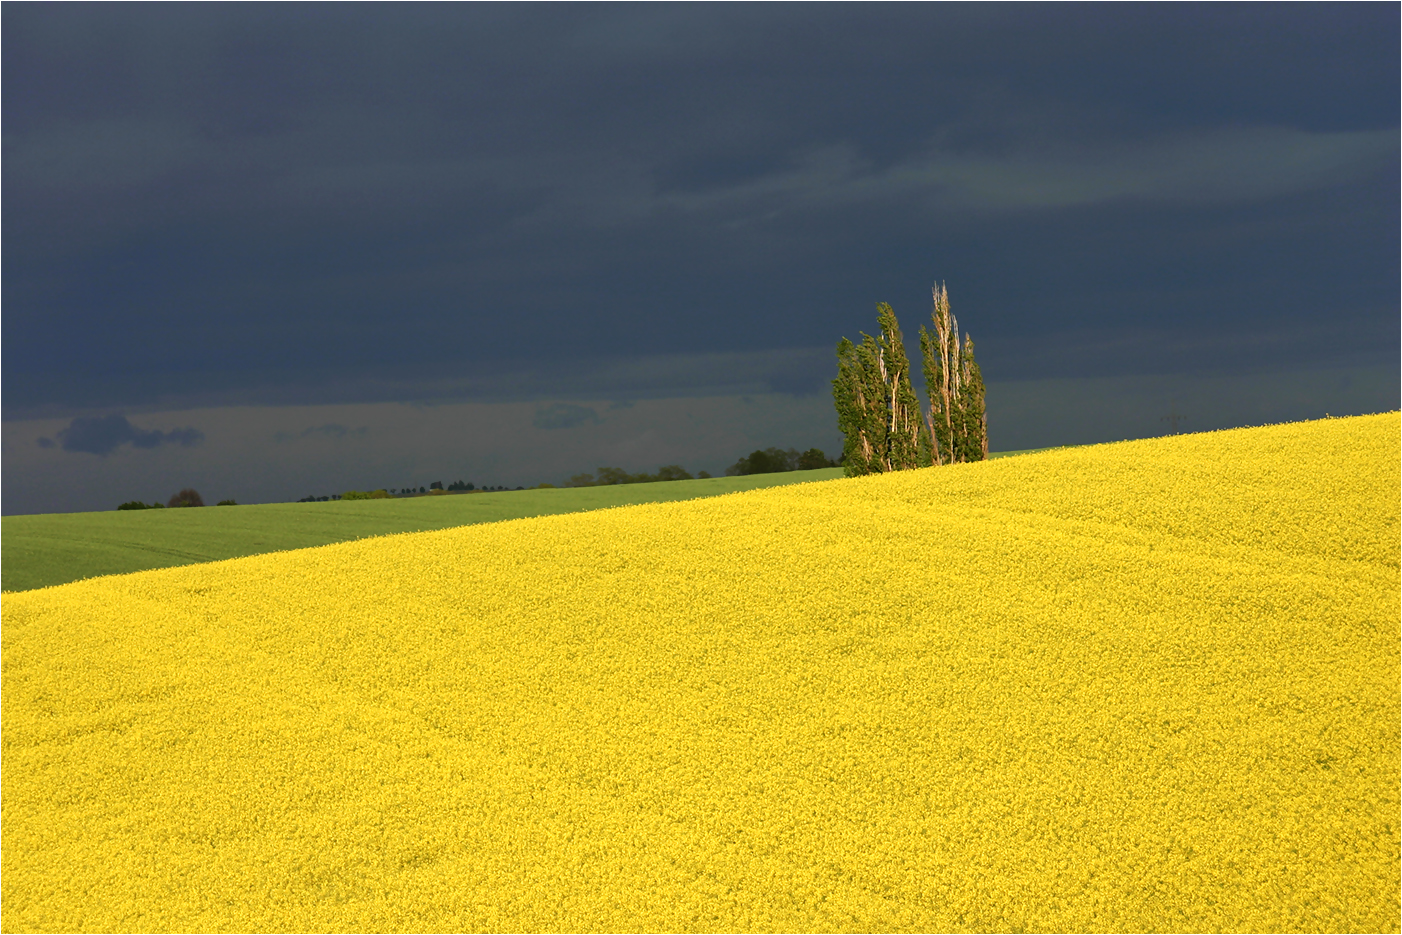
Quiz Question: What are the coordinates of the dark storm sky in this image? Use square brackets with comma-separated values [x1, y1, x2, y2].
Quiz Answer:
[3, 4, 1399, 517]
[6, 3, 1397, 420]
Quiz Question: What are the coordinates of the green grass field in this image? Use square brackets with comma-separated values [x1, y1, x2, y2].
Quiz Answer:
[0, 449, 1062, 594]
[0, 469, 841, 592]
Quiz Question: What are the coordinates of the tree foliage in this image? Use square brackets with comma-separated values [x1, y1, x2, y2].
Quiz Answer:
[918, 284, 988, 465]
[958, 334, 988, 462]
[167, 488, 204, 508]
[725, 447, 799, 476]
[594, 467, 634, 486]
[833, 335, 883, 476]
[838, 283, 987, 476]
[725, 447, 839, 475]
[796, 447, 836, 470]
[833, 304, 932, 477]
[570, 464, 696, 487]
[567, 454, 828, 486]
[877, 302, 933, 472]
[650, 465, 695, 482]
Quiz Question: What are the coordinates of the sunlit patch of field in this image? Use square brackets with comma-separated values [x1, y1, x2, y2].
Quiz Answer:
[3, 413, 1398, 934]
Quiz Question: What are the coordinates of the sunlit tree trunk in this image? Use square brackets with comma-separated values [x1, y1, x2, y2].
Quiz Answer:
[920, 282, 988, 464]
[920, 283, 960, 464]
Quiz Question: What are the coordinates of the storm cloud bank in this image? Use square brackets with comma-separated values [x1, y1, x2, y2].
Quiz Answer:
[3, 5, 1396, 515]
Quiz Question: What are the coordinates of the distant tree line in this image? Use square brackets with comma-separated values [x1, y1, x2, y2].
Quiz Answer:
[279, 447, 843, 505]
[724, 447, 840, 475]
[294, 482, 524, 502]
[295, 452, 840, 497]
[560, 447, 839, 487]
[562, 465, 703, 487]
[119, 446, 847, 512]
[118, 488, 236, 510]
[833, 282, 987, 477]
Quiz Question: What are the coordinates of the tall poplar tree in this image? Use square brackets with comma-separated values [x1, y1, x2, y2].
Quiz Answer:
[833, 332, 886, 476]
[876, 302, 932, 471]
[834, 303, 932, 476]
[957, 333, 988, 461]
[919, 283, 959, 465]
[919, 282, 987, 464]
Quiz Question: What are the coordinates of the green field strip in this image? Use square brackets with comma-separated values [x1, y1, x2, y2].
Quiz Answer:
[0, 449, 1074, 593]
[1, 468, 842, 592]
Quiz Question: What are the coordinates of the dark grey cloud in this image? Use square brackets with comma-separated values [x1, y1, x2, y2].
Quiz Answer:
[45, 414, 204, 456]
[273, 423, 369, 443]
[533, 403, 602, 430]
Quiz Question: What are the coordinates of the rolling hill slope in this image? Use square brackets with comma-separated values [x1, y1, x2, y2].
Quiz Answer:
[3, 415, 1397, 933]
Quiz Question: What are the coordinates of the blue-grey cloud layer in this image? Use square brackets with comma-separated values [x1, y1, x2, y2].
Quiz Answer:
[3, 5, 1397, 421]
[534, 404, 602, 430]
[273, 423, 369, 443]
[40, 414, 204, 456]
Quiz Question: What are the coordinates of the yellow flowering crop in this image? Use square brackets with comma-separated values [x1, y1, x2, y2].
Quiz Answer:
[3, 413, 1398, 933]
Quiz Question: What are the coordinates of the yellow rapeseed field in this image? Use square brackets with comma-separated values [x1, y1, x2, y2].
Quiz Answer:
[3, 413, 1398, 934]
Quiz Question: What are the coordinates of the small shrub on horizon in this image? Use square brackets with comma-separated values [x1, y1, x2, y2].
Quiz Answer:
[167, 488, 204, 508]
